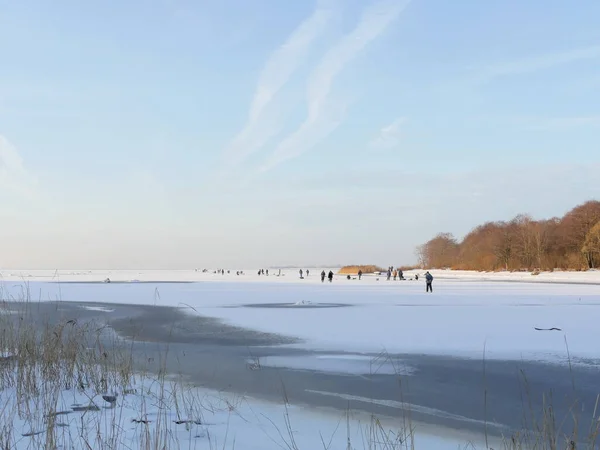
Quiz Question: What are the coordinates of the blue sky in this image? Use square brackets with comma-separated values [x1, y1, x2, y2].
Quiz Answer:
[1, 0, 599, 269]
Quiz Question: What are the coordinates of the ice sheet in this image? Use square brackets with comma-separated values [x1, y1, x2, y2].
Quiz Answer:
[1, 277, 599, 363]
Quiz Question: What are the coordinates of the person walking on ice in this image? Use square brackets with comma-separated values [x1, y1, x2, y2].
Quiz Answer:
[321, 270, 326, 282]
[328, 270, 334, 282]
[425, 271, 433, 293]
[358, 270, 362, 280]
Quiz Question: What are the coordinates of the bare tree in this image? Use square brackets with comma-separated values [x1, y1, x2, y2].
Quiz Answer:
[414, 199, 600, 271]
[582, 222, 600, 269]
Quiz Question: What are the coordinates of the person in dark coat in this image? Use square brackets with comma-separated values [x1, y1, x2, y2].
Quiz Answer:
[299, 269, 303, 279]
[328, 270, 334, 282]
[321, 270, 326, 282]
[425, 271, 433, 293]
[358, 270, 362, 280]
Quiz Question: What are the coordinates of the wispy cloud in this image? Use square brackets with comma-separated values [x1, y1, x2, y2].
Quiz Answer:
[474, 45, 600, 83]
[369, 117, 406, 150]
[222, 0, 336, 165]
[0, 135, 37, 200]
[260, 0, 411, 172]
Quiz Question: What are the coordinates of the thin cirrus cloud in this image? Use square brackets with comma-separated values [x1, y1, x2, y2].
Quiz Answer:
[259, 0, 412, 173]
[222, 0, 337, 166]
[369, 117, 406, 150]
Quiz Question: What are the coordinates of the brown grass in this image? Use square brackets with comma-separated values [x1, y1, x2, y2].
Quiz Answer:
[396, 265, 419, 272]
[338, 265, 385, 275]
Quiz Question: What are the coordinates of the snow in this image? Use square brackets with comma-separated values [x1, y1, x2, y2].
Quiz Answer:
[424, 268, 600, 284]
[81, 305, 115, 312]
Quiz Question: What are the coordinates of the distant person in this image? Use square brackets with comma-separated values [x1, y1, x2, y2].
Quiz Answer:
[258, 270, 261, 276]
[425, 271, 433, 293]
[299, 269, 304, 279]
[266, 269, 269, 276]
[278, 269, 281, 276]
[358, 270, 362, 280]
[399, 270, 404, 280]
[321, 270, 326, 282]
[328, 270, 334, 282]
[306, 269, 309, 277]
[393, 270, 397, 281]
[387, 269, 391, 281]
[415, 274, 419, 281]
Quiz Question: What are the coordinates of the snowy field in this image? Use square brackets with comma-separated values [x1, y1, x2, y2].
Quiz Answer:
[1, 269, 599, 449]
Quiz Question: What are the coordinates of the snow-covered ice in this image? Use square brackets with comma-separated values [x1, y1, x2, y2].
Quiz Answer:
[1, 269, 599, 363]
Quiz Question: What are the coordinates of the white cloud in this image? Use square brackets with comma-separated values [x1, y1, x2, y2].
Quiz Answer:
[0, 135, 37, 200]
[222, 0, 336, 165]
[260, 0, 411, 172]
[369, 116, 406, 149]
[474, 45, 600, 82]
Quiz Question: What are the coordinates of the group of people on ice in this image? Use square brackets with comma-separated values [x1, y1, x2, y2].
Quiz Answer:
[202, 266, 434, 292]
[297, 268, 334, 282]
[315, 268, 434, 292]
[257, 268, 284, 276]
[320, 270, 334, 282]
[384, 266, 406, 281]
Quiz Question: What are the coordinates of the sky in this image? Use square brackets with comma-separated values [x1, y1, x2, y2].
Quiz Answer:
[1, 0, 599, 269]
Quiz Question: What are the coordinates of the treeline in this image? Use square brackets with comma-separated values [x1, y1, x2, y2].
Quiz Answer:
[417, 200, 600, 271]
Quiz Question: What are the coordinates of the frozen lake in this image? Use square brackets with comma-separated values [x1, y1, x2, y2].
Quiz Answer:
[1, 271, 599, 448]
